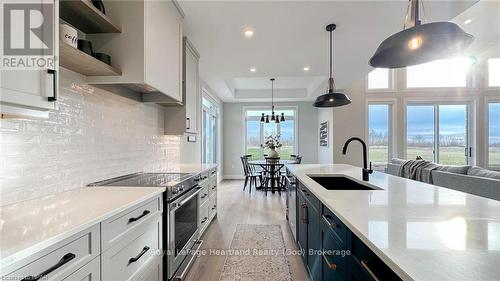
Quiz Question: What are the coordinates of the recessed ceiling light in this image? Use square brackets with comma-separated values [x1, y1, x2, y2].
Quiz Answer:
[250, 67, 257, 72]
[303, 66, 310, 71]
[463, 19, 472, 25]
[243, 27, 255, 38]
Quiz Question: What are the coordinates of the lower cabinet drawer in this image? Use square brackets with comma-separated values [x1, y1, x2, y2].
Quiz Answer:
[321, 223, 348, 281]
[208, 178, 217, 197]
[101, 196, 161, 251]
[4, 224, 100, 281]
[131, 255, 162, 281]
[199, 200, 209, 228]
[198, 184, 209, 205]
[351, 236, 402, 281]
[62, 257, 100, 281]
[208, 194, 217, 218]
[321, 206, 347, 244]
[101, 215, 162, 281]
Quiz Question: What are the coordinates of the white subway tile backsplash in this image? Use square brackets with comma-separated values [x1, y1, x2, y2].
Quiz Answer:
[0, 69, 181, 206]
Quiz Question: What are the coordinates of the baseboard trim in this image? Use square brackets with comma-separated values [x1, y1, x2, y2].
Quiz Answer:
[223, 174, 245, 180]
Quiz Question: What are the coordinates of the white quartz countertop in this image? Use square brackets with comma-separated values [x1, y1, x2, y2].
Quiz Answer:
[0, 186, 164, 271]
[287, 164, 500, 281]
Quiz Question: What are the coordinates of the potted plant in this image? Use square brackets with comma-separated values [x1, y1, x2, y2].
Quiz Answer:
[262, 134, 282, 158]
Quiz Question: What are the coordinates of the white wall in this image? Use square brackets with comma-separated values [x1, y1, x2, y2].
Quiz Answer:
[222, 101, 318, 178]
[0, 69, 182, 206]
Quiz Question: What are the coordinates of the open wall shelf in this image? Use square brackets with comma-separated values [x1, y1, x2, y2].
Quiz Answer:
[60, 42, 121, 76]
[60, 0, 121, 34]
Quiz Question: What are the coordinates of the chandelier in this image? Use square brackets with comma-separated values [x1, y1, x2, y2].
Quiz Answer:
[260, 78, 285, 123]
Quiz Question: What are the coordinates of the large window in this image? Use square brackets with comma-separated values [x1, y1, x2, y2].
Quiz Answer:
[202, 97, 218, 164]
[368, 68, 391, 90]
[245, 108, 296, 160]
[368, 103, 392, 168]
[488, 58, 500, 87]
[406, 58, 470, 88]
[489, 102, 500, 169]
[406, 104, 471, 165]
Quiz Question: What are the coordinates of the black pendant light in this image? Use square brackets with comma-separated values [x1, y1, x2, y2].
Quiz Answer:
[261, 78, 285, 123]
[313, 24, 351, 108]
[370, 0, 473, 68]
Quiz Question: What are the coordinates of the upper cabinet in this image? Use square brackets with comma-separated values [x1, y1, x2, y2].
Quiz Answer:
[0, 0, 59, 118]
[165, 38, 200, 135]
[86, 0, 184, 104]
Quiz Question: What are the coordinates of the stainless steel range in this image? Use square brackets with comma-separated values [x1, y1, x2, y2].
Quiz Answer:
[90, 172, 207, 281]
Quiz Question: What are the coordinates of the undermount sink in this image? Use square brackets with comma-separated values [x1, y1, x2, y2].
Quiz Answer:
[309, 176, 379, 190]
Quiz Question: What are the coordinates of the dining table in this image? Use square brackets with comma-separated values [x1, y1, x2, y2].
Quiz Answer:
[248, 159, 297, 193]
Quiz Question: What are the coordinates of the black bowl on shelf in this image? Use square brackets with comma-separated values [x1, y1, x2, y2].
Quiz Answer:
[93, 52, 111, 66]
[77, 40, 93, 55]
[92, 0, 106, 14]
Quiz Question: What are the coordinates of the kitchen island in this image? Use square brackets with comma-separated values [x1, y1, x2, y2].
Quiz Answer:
[286, 164, 500, 281]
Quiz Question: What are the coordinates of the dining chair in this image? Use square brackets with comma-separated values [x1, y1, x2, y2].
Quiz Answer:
[240, 155, 261, 193]
[262, 157, 284, 195]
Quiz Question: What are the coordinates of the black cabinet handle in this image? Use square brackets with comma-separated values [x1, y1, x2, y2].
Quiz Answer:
[47, 69, 57, 102]
[186, 117, 191, 130]
[129, 246, 150, 264]
[21, 253, 75, 281]
[128, 210, 150, 223]
[201, 194, 207, 199]
[201, 217, 208, 224]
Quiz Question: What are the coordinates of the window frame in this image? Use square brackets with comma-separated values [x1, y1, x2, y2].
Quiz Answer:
[365, 68, 396, 93]
[485, 96, 500, 170]
[402, 58, 475, 91]
[487, 58, 500, 89]
[403, 97, 476, 165]
[243, 106, 298, 160]
[201, 89, 220, 165]
[365, 98, 397, 170]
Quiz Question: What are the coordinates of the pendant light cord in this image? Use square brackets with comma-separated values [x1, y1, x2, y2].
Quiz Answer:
[329, 30, 332, 79]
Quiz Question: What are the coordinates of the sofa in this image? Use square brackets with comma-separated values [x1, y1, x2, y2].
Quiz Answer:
[386, 159, 500, 201]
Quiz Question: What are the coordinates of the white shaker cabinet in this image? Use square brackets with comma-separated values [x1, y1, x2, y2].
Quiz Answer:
[87, 0, 183, 104]
[0, 0, 59, 118]
[164, 38, 200, 135]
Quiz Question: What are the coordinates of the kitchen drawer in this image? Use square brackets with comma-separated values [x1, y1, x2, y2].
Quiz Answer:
[351, 236, 402, 281]
[4, 224, 99, 281]
[62, 256, 100, 281]
[208, 194, 217, 218]
[321, 222, 348, 281]
[130, 255, 161, 281]
[101, 196, 161, 251]
[321, 205, 347, 244]
[101, 215, 162, 281]
[198, 184, 209, 205]
[208, 178, 217, 197]
[297, 183, 320, 212]
[198, 200, 209, 229]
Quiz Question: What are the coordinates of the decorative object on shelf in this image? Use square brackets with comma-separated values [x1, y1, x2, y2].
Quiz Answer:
[93, 52, 111, 65]
[262, 134, 282, 158]
[260, 78, 285, 123]
[319, 121, 329, 147]
[91, 0, 106, 14]
[313, 24, 351, 108]
[60, 23, 78, 48]
[370, 0, 473, 68]
[77, 39, 93, 55]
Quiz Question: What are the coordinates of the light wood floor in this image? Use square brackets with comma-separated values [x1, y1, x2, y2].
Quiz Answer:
[185, 180, 309, 281]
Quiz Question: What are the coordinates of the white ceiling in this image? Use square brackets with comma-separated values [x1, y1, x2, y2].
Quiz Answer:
[178, 0, 477, 102]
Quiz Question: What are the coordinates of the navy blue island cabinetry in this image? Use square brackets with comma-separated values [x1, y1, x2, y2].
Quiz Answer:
[289, 177, 402, 281]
